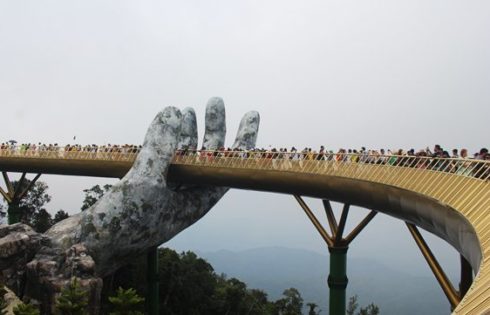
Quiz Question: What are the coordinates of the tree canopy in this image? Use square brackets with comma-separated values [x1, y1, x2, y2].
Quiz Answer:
[347, 295, 380, 315]
[102, 248, 319, 315]
[3, 180, 54, 232]
[81, 184, 112, 211]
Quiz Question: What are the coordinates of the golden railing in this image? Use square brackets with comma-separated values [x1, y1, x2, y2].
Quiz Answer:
[1, 146, 489, 314]
[173, 150, 490, 182]
[1, 147, 488, 182]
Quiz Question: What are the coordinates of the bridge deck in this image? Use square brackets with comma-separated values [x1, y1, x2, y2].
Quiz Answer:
[0, 149, 489, 314]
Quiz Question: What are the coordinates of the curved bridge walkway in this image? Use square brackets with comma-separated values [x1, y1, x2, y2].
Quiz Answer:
[0, 148, 489, 314]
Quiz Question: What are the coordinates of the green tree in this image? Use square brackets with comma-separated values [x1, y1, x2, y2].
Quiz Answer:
[275, 288, 303, 315]
[347, 295, 380, 315]
[159, 249, 216, 314]
[12, 303, 40, 315]
[220, 277, 248, 314]
[306, 302, 320, 315]
[359, 303, 380, 315]
[243, 289, 276, 315]
[6, 180, 51, 225]
[347, 295, 359, 315]
[53, 210, 69, 224]
[55, 278, 88, 315]
[30, 208, 53, 233]
[16, 181, 51, 224]
[81, 185, 112, 211]
[108, 287, 144, 315]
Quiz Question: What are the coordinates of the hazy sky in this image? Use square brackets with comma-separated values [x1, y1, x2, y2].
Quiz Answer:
[1, 0, 489, 295]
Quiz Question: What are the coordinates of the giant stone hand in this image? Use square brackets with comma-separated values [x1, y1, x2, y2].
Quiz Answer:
[0, 97, 259, 314]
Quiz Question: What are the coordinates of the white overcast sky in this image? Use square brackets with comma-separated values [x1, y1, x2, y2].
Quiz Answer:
[1, 0, 489, 290]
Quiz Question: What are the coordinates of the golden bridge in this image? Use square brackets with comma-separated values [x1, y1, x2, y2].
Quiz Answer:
[0, 148, 489, 314]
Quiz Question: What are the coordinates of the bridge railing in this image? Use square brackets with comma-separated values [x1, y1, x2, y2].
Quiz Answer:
[0, 146, 489, 182]
[173, 150, 490, 182]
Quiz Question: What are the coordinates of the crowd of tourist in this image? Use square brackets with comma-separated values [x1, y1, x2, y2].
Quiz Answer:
[1, 142, 488, 178]
[176, 144, 489, 179]
[0, 142, 141, 159]
[176, 144, 489, 161]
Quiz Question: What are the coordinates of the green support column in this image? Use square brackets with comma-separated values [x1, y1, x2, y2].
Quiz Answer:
[7, 201, 21, 224]
[294, 197, 375, 314]
[147, 246, 159, 315]
[328, 246, 348, 315]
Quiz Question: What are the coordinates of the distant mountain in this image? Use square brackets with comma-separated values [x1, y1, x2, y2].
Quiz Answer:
[197, 247, 451, 315]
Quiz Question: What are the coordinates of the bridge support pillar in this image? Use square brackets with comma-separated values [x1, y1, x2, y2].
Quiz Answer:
[147, 246, 160, 315]
[294, 196, 377, 315]
[0, 172, 42, 224]
[7, 200, 22, 225]
[407, 223, 461, 310]
[328, 246, 348, 315]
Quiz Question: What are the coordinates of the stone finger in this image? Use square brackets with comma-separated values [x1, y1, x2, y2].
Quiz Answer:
[202, 97, 226, 150]
[129, 106, 182, 180]
[178, 107, 198, 150]
[232, 111, 260, 150]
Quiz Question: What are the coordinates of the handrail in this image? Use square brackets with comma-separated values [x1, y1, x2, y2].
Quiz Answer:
[173, 150, 490, 182]
[0, 147, 489, 181]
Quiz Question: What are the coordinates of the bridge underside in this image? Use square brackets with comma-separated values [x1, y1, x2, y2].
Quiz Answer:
[168, 165, 481, 273]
